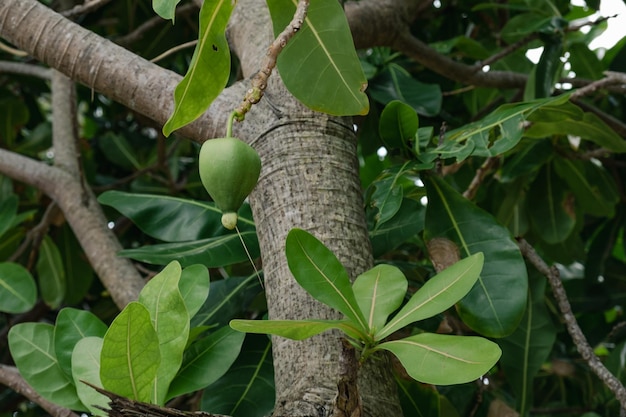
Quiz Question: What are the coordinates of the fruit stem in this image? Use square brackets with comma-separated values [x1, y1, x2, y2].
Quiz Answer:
[226, 111, 237, 138]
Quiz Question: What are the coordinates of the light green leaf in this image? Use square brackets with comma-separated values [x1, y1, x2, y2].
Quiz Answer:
[118, 230, 259, 268]
[100, 302, 161, 402]
[138, 261, 189, 404]
[285, 229, 368, 332]
[72, 337, 108, 417]
[179, 264, 210, 319]
[376, 253, 483, 341]
[0, 262, 37, 313]
[377, 333, 501, 385]
[54, 308, 108, 378]
[424, 176, 528, 338]
[352, 265, 407, 335]
[266, 0, 369, 116]
[152, 0, 180, 22]
[163, 0, 234, 136]
[36, 235, 66, 309]
[230, 318, 364, 341]
[378, 100, 419, 151]
[8, 323, 85, 410]
[166, 326, 244, 400]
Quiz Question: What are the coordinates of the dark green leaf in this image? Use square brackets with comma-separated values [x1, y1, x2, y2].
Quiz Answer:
[59, 225, 94, 305]
[424, 176, 527, 338]
[0, 262, 37, 313]
[37, 235, 66, 309]
[500, 139, 553, 182]
[368, 197, 425, 258]
[368, 64, 442, 117]
[118, 230, 259, 268]
[0, 194, 17, 239]
[0, 98, 29, 145]
[285, 229, 368, 332]
[167, 326, 244, 399]
[98, 132, 142, 170]
[163, 0, 234, 135]
[201, 334, 274, 417]
[377, 333, 501, 385]
[397, 378, 441, 417]
[568, 42, 603, 79]
[266, 0, 369, 116]
[9, 323, 85, 410]
[378, 100, 418, 151]
[101, 302, 161, 402]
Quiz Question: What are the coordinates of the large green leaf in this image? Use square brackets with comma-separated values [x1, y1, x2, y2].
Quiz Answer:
[118, 230, 259, 268]
[8, 323, 85, 410]
[352, 265, 407, 335]
[498, 270, 557, 417]
[0, 262, 37, 313]
[179, 264, 211, 319]
[138, 261, 189, 404]
[98, 191, 255, 242]
[166, 326, 244, 399]
[71, 337, 108, 417]
[54, 308, 108, 378]
[266, 0, 369, 116]
[100, 302, 161, 402]
[376, 253, 483, 341]
[377, 333, 501, 385]
[162, 0, 234, 135]
[424, 176, 527, 338]
[201, 335, 274, 417]
[285, 229, 368, 332]
[230, 318, 364, 341]
[429, 95, 569, 163]
[527, 163, 576, 244]
[368, 63, 442, 117]
[36, 235, 66, 309]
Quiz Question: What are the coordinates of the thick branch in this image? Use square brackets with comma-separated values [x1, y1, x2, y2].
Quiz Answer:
[0, 364, 79, 417]
[517, 238, 626, 410]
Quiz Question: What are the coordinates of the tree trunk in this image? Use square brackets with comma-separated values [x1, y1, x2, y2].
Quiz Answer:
[0, 0, 403, 414]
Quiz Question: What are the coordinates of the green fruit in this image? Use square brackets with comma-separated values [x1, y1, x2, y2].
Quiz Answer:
[198, 137, 261, 229]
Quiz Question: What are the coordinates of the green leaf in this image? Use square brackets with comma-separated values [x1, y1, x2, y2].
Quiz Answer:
[376, 253, 483, 341]
[0, 97, 29, 145]
[266, 0, 369, 116]
[192, 274, 262, 328]
[568, 42, 603, 79]
[98, 191, 255, 242]
[553, 157, 619, 218]
[98, 132, 142, 170]
[0, 194, 18, 239]
[59, 225, 94, 305]
[36, 235, 66, 309]
[54, 308, 108, 378]
[71, 337, 109, 417]
[352, 265, 407, 334]
[368, 63, 442, 117]
[201, 334, 274, 417]
[166, 326, 244, 399]
[230, 318, 363, 341]
[179, 264, 210, 319]
[152, 0, 180, 22]
[0, 262, 37, 313]
[499, 139, 553, 183]
[377, 333, 501, 385]
[138, 261, 189, 404]
[498, 271, 557, 416]
[424, 176, 528, 338]
[285, 229, 368, 332]
[8, 323, 85, 410]
[533, 36, 562, 98]
[162, 0, 234, 136]
[100, 302, 161, 402]
[430, 95, 569, 163]
[368, 197, 425, 258]
[397, 378, 441, 417]
[378, 100, 419, 151]
[118, 230, 259, 268]
[528, 163, 576, 244]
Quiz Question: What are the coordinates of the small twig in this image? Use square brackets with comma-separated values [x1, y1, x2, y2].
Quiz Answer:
[9, 202, 61, 265]
[473, 33, 538, 72]
[463, 157, 499, 200]
[61, 0, 113, 18]
[150, 40, 198, 63]
[570, 71, 626, 100]
[0, 61, 51, 79]
[517, 237, 626, 412]
[0, 39, 28, 57]
[233, 0, 310, 121]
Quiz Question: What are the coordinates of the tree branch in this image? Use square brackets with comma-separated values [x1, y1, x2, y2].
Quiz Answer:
[0, 364, 79, 417]
[0, 60, 51, 79]
[517, 238, 626, 412]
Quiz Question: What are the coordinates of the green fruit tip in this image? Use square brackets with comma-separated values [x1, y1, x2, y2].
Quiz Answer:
[221, 212, 238, 230]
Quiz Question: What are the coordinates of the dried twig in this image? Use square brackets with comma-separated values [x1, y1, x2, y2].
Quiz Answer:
[463, 157, 499, 200]
[517, 237, 626, 413]
[233, 0, 310, 120]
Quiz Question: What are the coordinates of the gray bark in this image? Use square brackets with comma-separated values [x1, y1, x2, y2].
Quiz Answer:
[0, 0, 403, 415]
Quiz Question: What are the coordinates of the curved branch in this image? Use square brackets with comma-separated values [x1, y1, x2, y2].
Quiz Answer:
[0, 364, 79, 417]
